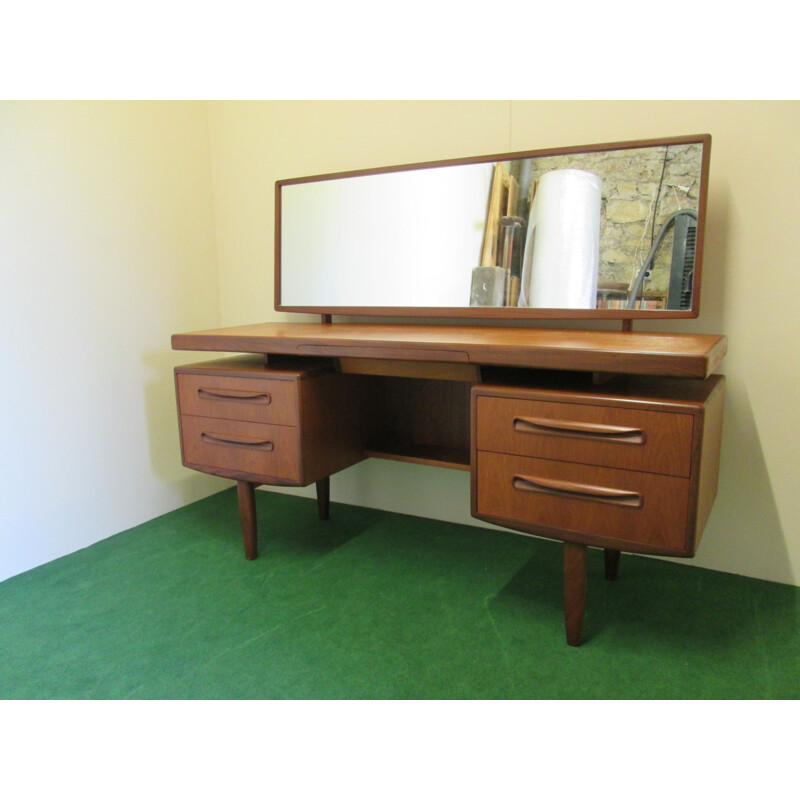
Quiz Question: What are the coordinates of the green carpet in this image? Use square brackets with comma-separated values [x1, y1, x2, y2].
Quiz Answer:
[1, 489, 798, 699]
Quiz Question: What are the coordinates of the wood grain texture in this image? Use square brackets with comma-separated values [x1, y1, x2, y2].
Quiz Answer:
[295, 372, 368, 483]
[175, 354, 329, 379]
[173, 341, 726, 644]
[476, 451, 691, 552]
[363, 377, 473, 470]
[176, 357, 367, 488]
[172, 322, 726, 379]
[476, 395, 695, 477]
[237, 480, 258, 560]
[338, 357, 480, 382]
[563, 542, 587, 647]
[181, 416, 301, 483]
[604, 549, 621, 581]
[177, 373, 299, 426]
[470, 375, 725, 558]
[687, 375, 726, 555]
[316, 478, 330, 521]
[363, 444, 470, 471]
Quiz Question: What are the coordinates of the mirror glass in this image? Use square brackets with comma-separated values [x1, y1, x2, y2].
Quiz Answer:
[277, 135, 709, 318]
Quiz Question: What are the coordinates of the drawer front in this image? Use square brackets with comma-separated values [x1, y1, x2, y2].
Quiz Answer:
[180, 416, 301, 482]
[476, 451, 689, 551]
[476, 395, 694, 477]
[177, 373, 298, 426]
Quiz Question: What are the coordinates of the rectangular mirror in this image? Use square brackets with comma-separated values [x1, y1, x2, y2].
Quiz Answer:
[276, 134, 710, 320]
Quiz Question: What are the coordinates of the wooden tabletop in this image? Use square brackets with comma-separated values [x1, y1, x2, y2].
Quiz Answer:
[172, 322, 727, 378]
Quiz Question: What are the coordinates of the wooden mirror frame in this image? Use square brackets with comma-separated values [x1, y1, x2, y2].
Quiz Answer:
[275, 133, 711, 322]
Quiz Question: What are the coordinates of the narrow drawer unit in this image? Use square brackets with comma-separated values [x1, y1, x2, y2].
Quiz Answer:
[175, 356, 367, 487]
[471, 375, 725, 557]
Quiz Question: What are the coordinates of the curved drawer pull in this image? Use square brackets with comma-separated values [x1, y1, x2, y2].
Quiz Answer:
[512, 474, 643, 508]
[197, 388, 272, 404]
[513, 416, 645, 444]
[201, 432, 275, 451]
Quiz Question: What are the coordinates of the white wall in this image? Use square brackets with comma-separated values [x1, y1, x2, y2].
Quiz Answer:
[207, 100, 800, 587]
[0, 101, 222, 582]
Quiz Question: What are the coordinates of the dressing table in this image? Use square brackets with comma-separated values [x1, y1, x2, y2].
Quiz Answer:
[172, 134, 726, 646]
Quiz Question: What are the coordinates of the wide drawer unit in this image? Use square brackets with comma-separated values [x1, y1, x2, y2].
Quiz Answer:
[475, 395, 694, 477]
[177, 372, 298, 426]
[180, 415, 301, 483]
[471, 375, 725, 557]
[476, 451, 690, 552]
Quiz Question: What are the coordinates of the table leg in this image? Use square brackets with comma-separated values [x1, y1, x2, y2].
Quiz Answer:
[237, 480, 258, 560]
[316, 477, 330, 521]
[604, 548, 621, 581]
[563, 541, 587, 646]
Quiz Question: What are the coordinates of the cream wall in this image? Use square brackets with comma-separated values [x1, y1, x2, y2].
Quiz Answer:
[207, 100, 800, 587]
[0, 101, 222, 582]
[3, 101, 796, 589]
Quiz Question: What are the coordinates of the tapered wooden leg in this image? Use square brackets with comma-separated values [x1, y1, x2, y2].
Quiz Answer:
[237, 480, 258, 560]
[316, 477, 330, 521]
[604, 548, 621, 581]
[563, 542, 588, 647]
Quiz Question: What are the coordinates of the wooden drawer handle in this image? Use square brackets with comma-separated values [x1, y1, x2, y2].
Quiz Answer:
[513, 416, 646, 444]
[512, 474, 643, 508]
[201, 432, 275, 450]
[197, 388, 272, 404]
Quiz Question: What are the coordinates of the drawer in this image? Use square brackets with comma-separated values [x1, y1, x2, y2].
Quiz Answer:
[177, 373, 298, 426]
[475, 395, 694, 477]
[476, 451, 690, 551]
[180, 416, 301, 482]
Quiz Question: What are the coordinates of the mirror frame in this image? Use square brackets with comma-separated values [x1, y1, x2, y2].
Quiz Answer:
[275, 133, 711, 321]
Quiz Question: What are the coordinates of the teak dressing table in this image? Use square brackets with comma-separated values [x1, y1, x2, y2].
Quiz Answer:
[172, 135, 726, 646]
[173, 322, 725, 646]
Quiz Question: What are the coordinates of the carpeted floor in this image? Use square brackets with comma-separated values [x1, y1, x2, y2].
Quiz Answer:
[1, 488, 798, 699]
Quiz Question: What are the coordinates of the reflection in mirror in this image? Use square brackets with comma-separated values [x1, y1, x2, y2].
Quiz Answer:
[278, 136, 707, 316]
[515, 141, 704, 311]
